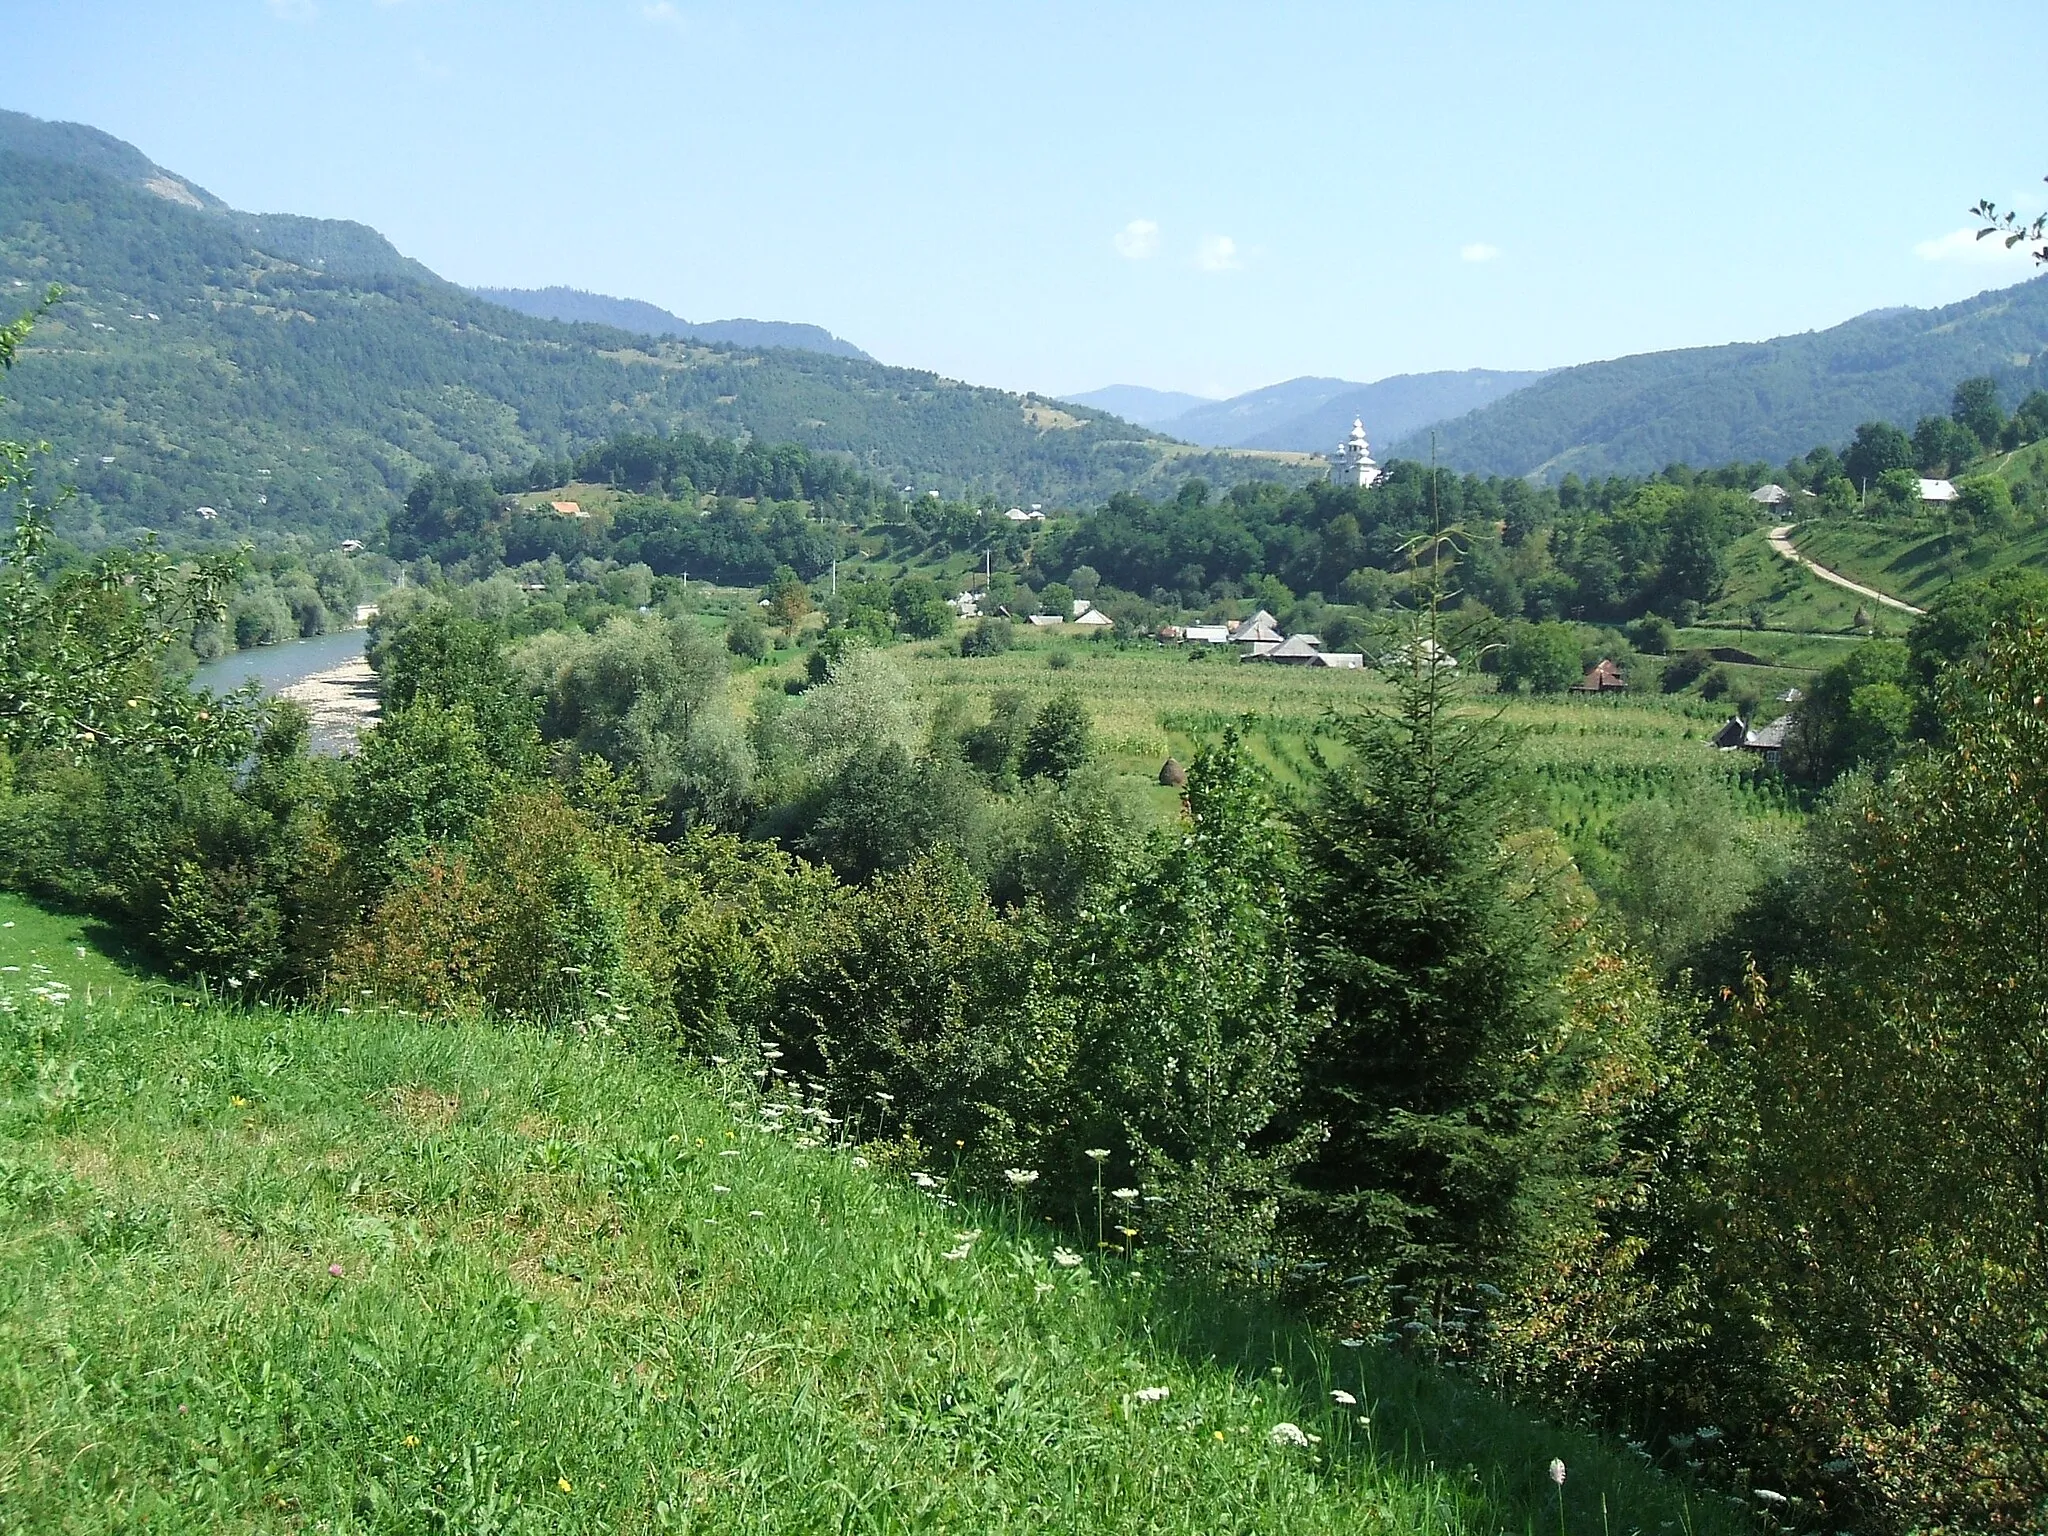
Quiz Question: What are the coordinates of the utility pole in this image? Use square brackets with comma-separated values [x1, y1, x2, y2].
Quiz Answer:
[831, 559, 837, 596]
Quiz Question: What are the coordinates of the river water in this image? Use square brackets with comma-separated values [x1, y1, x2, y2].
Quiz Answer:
[193, 629, 378, 754]
[194, 628, 368, 693]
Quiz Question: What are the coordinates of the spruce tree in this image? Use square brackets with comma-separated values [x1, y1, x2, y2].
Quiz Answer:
[1291, 557, 1566, 1301]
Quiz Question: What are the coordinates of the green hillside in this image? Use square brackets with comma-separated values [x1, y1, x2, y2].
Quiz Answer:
[0, 116, 1302, 547]
[0, 921, 1728, 1533]
[1400, 277, 2048, 480]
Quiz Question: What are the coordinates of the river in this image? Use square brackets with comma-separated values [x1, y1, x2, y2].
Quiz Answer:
[193, 629, 379, 754]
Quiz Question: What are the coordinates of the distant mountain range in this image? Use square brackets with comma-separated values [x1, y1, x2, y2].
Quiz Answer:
[1065, 369, 1550, 455]
[0, 108, 1306, 542]
[1062, 385, 1218, 428]
[1394, 284, 2048, 480]
[471, 286, 872, 361]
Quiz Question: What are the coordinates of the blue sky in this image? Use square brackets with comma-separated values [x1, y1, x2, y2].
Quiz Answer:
[6, 1, 2044, 399]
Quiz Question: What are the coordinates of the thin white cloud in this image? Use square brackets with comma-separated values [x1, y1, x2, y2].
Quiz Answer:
[1914, 227, 2035, 266]
[1113, 219, 1160, 260]
[642, 2, 686, 30]
[265, 0, 317, 19]
[1194, 234, 1240, 272]
[1460, 242, 1502, 263]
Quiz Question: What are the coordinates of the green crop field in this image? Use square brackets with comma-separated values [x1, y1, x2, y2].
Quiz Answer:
[795, 634, 1810, 862]
[0, 908, 1738, 1534]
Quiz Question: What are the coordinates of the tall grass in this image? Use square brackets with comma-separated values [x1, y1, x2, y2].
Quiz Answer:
[0, 971, 1741, 1533]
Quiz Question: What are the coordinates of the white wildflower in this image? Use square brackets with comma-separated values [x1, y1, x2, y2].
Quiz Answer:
[1111, 1187, 1139, 1202]
[1003, 1168, 1039, 1188]
[1268, 1422, 1312, 1448]
[1549, 1458, 1567, 1486]
[1337, 1337, 1365, 1349]
[1084, 1148, 1110, 1162]
[912, 1172, 940, 1189]
[1051, 1247, 1083, 1268]
[1132, 1386, 1170, 1403]
[849, 1156, 870, 1169]
[1331, 1389, 1357, 1406]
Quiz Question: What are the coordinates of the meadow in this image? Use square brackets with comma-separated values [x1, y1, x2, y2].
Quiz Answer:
[0, 937, 1741, 1534]
[1792, 515, 2048, 611]
[1698, 528, 1910, 636]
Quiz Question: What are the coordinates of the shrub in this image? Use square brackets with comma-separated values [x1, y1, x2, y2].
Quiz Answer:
[959, 617, 1013, 657]
[1060, 731, 1319, 1274]
[775, 853, 1065, 1183]
[1019, 688, 1092, 782]
[726, 615, 769, 659]
[1660, 650, 1711, 693]
[330, 784, 668, 1028]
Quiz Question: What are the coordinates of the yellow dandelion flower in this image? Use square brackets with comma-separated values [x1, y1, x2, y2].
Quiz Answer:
[558, 1477, 573, 1493]
[403, 1434, 420, 1447]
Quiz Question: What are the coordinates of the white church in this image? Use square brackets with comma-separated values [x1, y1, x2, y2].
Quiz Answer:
[1329, 417, 1383, 488]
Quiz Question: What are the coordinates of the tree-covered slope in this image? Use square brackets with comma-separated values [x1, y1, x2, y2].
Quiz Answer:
[1399, 278, 2048, 479]
[0, 118, 1290, 545]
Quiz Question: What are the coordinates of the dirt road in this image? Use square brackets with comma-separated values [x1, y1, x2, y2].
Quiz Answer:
[1765, 524, 1926, 617]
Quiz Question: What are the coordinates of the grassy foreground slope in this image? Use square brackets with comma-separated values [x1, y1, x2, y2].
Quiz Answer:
[0, 938, 1731, 1533]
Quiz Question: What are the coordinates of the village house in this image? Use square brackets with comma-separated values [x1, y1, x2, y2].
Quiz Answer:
[1571, 658, 1627, 694]
[1713, 712, 1795, 763]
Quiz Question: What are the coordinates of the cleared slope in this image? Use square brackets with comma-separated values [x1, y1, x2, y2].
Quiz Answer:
[1397, 279, 2048, 479]
[0, 932, 1735, 1533]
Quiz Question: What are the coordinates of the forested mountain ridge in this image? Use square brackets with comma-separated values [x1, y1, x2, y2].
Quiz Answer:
[472, 285, 873, 361]
[1400, 278, 2048, 479]
[0, 112, 1299, 545]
